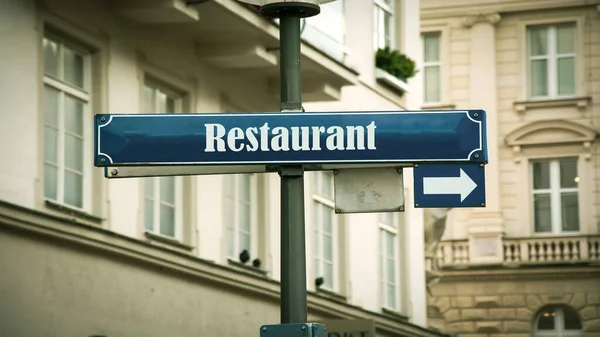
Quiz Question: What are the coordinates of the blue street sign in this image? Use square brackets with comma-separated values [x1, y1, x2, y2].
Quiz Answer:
[94, 110, 487, 167]
[413, 163, 486, 208]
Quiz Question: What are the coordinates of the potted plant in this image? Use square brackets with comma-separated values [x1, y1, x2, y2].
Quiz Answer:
[375, 47, 418, 84]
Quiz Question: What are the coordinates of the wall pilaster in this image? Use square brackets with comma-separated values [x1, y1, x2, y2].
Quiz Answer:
[463, 13, 505, 264]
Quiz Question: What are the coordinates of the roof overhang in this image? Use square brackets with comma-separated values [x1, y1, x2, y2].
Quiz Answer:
[106, 0, 359, 103]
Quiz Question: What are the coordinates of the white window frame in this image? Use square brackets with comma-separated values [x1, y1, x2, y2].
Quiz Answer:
[379, 212, 401, 311]
[141, 80, 185, 240]
[312, 171, 339, 292]
[527, 22, 577, 99]
[530, 158, 580, 235]
[42, 32, 93, 213]
[225, 173, 259, 261]
[144, 176, 184, 240]
[421, 32, 442, 105]
[534, 307, 582, 337]
[373, 0, 395, 50]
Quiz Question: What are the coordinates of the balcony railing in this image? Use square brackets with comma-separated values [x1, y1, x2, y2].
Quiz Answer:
[435, 235, 600, 267]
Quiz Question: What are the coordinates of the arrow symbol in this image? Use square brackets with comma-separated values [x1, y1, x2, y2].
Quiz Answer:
[423, 168, 477, 202]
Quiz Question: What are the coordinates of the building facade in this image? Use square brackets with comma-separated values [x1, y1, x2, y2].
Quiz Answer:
[0, 0, 442, 336]
[420, 0, 600, 336]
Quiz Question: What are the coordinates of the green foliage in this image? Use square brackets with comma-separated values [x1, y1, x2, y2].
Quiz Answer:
[375, 47, 418, 81]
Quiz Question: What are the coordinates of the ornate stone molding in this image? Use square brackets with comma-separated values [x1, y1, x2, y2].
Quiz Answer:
[462, 13, 501, 28]
[504, 119, 598, 149]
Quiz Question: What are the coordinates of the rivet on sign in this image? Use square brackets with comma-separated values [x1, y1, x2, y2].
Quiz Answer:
[415, 203, 420, 207]
[480, 202, 486, 207]
[335, 209, 341, 213]
[333, 170, 339, 175]
[262, 327, 267, 332]
[473, 113, 479, 118]
[100, 117, 106, 122]
[480, 163, 485, 167]
[414, 164, 419, 168]
[110, 169, 119, 176]
[100, 158, 106, 163]
[474, 154, 480, 158]
[399, 207, 404, 211]
[302, 326, 306, 330]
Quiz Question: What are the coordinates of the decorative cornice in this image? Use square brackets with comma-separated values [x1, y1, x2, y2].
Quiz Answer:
[504, 119, 598, 149]
[436, 265, 600, 283]
[421, 0, 596, 20]
[462, 13, 501, 28]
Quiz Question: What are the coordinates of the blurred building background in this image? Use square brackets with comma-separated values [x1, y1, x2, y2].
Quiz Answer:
[0, 0, 442, 336]
[420, 0, 600, 336]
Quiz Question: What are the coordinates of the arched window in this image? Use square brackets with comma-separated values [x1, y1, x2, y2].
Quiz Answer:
[534, 305, 583, 337]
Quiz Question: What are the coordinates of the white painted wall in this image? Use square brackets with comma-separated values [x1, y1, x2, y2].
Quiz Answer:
[0, 0, 427, 329]
[0, 0, 39, 210]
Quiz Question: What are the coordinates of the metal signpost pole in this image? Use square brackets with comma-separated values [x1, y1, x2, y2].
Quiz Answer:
[258, 1, 323, 327]
[277, 11, 307, 325]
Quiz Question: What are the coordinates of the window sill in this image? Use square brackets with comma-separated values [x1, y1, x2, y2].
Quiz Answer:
[45, 199, 103, 225]
[381, 307, 409, 321]
[226, 258, 268, 278]
[144, 231, 194, 251]
[513, 96, 591, 113]
[374, 68, 410, 96]
[421, 103, 457, 110]
[314, 287, 347, 303]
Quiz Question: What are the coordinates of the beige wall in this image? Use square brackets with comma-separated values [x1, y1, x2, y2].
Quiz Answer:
[421, 0, 600, 242]
[421, 0, 600, 336]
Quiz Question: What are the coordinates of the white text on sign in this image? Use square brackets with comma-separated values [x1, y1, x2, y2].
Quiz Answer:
[204, 121, 377, 152]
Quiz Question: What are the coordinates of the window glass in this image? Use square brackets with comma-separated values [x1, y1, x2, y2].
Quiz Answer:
[533, 162, 550, 190]
[63, 47, 85, 88]
[529, 26, 548, 56]
[531, 59, 548, 97]
[43, 38, 59, 78]
[537, 309, 555, 330]
[556, 24, 575, 54]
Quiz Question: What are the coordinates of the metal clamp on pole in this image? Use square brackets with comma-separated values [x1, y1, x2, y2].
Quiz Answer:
[260, 323, 327, 337]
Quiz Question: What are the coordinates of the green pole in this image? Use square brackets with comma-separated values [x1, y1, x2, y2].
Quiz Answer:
[278, 13, 307, 324]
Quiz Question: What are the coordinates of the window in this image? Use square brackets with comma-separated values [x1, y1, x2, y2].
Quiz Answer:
[531, 158, 579, 234]
[373, 0, 394, 50]
[534, 306, 582, 337]
[379, 212, 401, 311]
[312, 171, 338, 291]
[225, 174, 258, 261]
[422, 32, 442, 104]
[527, 22, 577, 99]
[142, 82, 184, 239]
[43, 34, 92, 211]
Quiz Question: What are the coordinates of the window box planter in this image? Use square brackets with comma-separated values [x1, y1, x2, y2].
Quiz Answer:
[374, 47, 416, 97]
[375, 67, 410, 95]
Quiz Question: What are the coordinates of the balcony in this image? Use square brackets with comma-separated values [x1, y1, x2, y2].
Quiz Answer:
[100, 0, 358, 103]
[435, 235, 600, 268]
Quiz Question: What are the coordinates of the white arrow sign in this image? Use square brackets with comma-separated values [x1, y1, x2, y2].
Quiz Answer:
[423, 168, 477, 202]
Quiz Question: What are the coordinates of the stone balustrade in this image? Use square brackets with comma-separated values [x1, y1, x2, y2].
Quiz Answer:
[435, 235, 600, 267]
